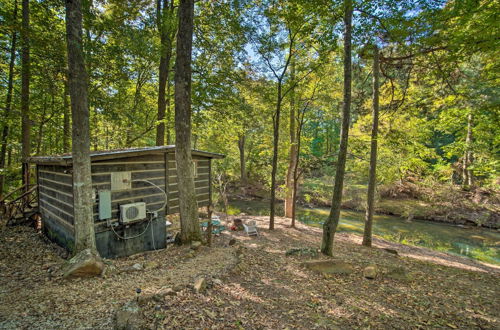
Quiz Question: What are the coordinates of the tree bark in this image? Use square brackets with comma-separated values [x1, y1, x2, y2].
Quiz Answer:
[65, 0, 97, 253]
[362, 45, 380, 248]
[463, 112, 473, 187]
[63, 75, 71, 153]
[156, 0, 175, 146]
[174, 0, 202, 243]
[269, 82, 282, 230]
[0, 0, 18, 198]
[321, 0, 352, 256]
[284, 60, 296, 218]
[21, 0, 31, 189]
[238, 134, 247, 186]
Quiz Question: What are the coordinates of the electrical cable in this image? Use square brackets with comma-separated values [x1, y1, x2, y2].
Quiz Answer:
[109, 179, 168, 243]
[110, 216, 153, 240]
[132, 179, 168, 213]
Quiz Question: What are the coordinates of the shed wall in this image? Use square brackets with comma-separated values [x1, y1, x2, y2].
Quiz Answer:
[37, 164, 75, 251]
[90, 154, 167, 258]
[36, 151, 215, 258]
[165, 154, 211, 214]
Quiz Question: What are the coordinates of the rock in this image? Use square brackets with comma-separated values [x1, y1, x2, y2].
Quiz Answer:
[163, 288, 177, 296]
[194, 277, 207, 293]
[212, 278, 223, 286]
[363, 265, 378, 279]
[131, 263, 143, 271]
[172, 285, 184, 293]
[383, 248, 399, 256]
[115, 301, 143, 330]
[144, 261, 159, 269]
[228, 238, 237, 246]
[184, 251, 196, 259]
[386, 266, 410, 281]
[63, 248, 105, 278]
[191, 241, 202, 250]
[286, 247, 318, 257]
[302, 260, 354, 275]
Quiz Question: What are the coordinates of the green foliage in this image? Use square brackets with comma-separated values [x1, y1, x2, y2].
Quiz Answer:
[0, 0, 498, 197]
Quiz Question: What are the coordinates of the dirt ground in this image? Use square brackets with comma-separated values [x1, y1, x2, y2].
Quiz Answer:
[0, 215, 499, 329]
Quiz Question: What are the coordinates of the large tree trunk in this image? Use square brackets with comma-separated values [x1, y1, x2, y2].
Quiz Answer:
[156, 0, 175, 146]
[174, 0, 202, 243]
[321, 0, 352, 256]
[238, 134, 247, 186]
[21, 0, 31, 189]
[0, 0, 18, 198]
[66, 0, 97, 253]
[462, 112, 473, 187]
[362, 45, 380, 248]
[269, 83, 282, 230]
[284, 60, 296, 218]
[63, 75, 71, 153]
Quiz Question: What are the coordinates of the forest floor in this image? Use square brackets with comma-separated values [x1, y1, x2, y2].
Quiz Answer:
[0, 216, 499, 329]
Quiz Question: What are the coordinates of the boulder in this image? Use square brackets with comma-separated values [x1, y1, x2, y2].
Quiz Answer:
[162, 288, 177, 296]
[191, 241, 202, 250]
[144, 261, 159, 269]
[184, 251, 196, 259]
[383, 248, 399, 256]
[302, 260, 354, 275]
[363, 265, 378, 279]
[63, 248, 105, 278]
[286, 247, 318, 257]
[130, 263, 143, 271]
[194, 277, 207, 293]
[172, 285, 184, 293]
[115, 301, 143, 329]
[386, 266, 410, 281]
[212, 278, 223, 286]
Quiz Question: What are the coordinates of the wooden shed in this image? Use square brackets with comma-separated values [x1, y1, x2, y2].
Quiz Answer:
[28, 146, 224, 258]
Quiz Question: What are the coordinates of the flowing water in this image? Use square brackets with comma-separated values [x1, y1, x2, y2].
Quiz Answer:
[228, 199, 500, 265]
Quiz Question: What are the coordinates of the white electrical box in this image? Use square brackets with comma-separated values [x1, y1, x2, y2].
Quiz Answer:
[111, 172, 131, 191]
[120, 202, 146, 224]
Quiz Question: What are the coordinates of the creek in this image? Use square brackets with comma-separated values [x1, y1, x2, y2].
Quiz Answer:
[228, 199, 500, 265]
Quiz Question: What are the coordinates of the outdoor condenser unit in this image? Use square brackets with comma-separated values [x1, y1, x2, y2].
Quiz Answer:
[120, 202, 147, 224]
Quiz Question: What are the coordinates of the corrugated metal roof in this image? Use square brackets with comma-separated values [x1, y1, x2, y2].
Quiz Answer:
[28, 145, 225, 165]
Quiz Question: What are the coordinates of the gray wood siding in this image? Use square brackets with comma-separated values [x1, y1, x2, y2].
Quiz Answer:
[165, 154, 211, 214]
[37, 165, 75, 233]
[91, 155, 167, 224]
[37, 152, 214, 228]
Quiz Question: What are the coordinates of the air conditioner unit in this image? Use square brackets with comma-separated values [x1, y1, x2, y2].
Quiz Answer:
[120, 202, 146, 224]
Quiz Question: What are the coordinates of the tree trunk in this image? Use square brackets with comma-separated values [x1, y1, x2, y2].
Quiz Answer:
[0, 0, 18, 198]
[291, 114, 303, 228]
[63, 76, 71, 153]
[21, 0, 31, 189]
[174, 0, 202, 243]
[284, 60, 296, 218]
[362, 45, 380, 248]
[238, 134, 247, 186]
[463, 112, 473, 187]
[156, 0, 175, 146]
[321, 0, 352, 256]
[269, 82, 282, 230]
[166, 76, 172, 144]
[65, 0, 97, 253]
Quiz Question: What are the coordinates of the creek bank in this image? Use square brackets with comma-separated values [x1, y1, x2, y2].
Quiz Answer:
[231, 182, 500, 229]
